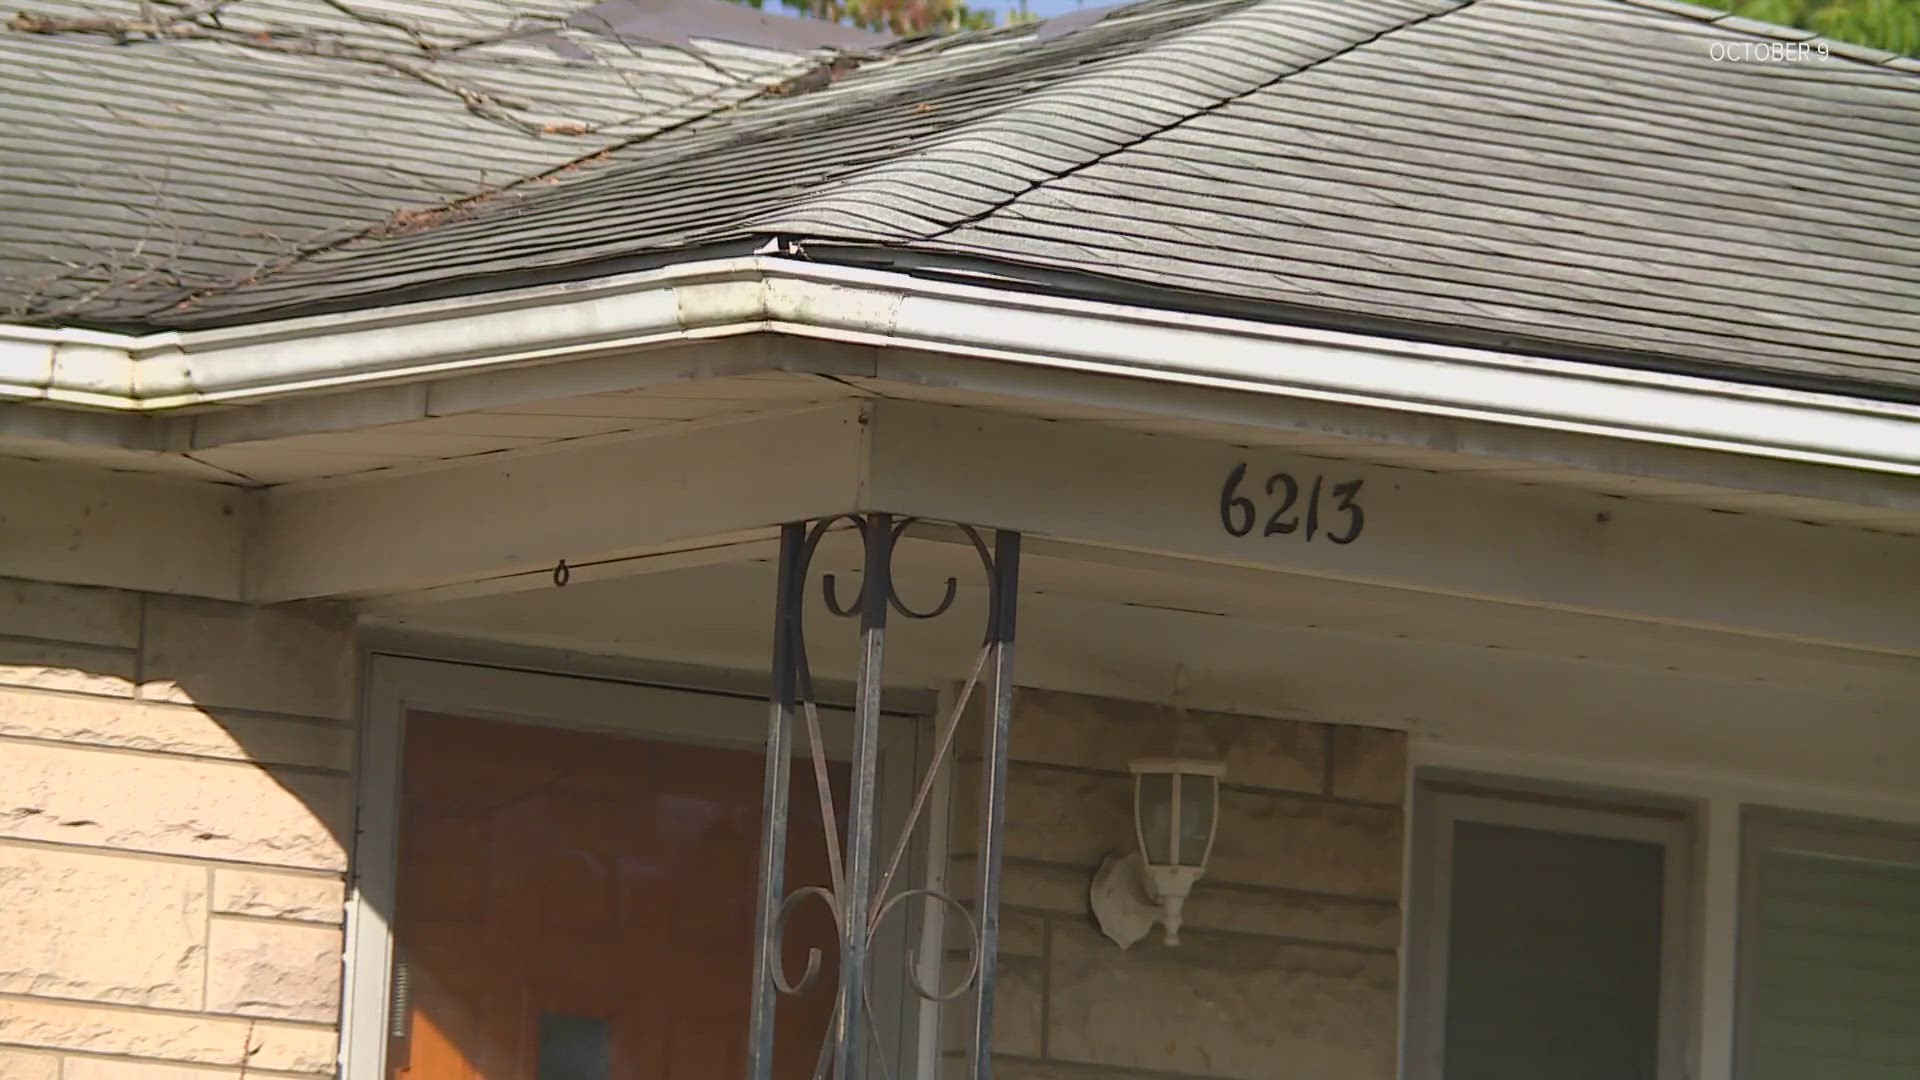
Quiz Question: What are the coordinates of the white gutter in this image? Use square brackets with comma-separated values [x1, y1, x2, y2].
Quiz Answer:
[2, 256, 1917, 476]
[0, 259, 773, 410]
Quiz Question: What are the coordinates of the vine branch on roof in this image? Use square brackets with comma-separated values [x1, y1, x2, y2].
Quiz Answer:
[3, 0, 737, 136]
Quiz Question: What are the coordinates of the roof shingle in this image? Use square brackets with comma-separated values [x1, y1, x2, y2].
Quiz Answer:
[0, 0, 852, 321]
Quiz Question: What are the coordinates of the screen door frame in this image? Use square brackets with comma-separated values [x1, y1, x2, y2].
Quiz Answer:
[339, 652, 929, 1080]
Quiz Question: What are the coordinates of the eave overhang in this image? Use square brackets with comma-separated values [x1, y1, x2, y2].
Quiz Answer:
[3, 257, 1916, 478]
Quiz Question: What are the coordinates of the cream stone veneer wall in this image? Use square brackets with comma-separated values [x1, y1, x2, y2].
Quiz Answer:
[945, 688, 1407, 1080]
[0, 577, 357, 1080]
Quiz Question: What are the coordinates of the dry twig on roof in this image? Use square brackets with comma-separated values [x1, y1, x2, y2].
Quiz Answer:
[4, 0, 771, 136]
[6, 4, 572, 133]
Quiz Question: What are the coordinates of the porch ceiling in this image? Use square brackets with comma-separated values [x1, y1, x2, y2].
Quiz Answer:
[367, 527, 1920, 802]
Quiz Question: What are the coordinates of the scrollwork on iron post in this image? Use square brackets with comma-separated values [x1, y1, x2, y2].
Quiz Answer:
[746, 514, 1021, 1080]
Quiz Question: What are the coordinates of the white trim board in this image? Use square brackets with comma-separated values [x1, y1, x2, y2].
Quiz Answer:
[253, 402, 865, 601]
[7, 396, 1914, 658]
[1412, 741, 1920, 827]
[858, 401, 1920, 657]
[0, 404, 867, 604]
[0, 455, 253, 598]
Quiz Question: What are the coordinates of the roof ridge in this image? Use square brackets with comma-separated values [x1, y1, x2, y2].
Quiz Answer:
[1601, 0, 1920, 73]
[747, 0, 1475, 246]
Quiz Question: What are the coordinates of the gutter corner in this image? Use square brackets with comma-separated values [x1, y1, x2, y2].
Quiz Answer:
[761, 269, 904, 339]
[127, 335, 197, 409]
[675, 266, 777, 333]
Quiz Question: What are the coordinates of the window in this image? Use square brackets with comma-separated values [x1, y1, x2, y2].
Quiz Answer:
[1407, 782, 1693, 1080]
[1736, 812, 1920, 1080]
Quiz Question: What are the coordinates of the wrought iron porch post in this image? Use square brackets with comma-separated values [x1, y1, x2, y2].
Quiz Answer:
[969, 530, 1020, 1080]
[833, 512, 893, 1080]
[746, 515, 1022, 1080]
[746, 522, 805, 1080]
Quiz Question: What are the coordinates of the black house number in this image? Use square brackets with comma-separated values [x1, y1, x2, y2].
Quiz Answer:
[1218, 463, 1365, 544]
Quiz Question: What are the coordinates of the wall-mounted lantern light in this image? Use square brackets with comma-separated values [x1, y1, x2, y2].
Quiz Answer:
[1129, 757, 1225, 944]
[1091, 758, 1227, 948]
[1090, 670, 1227, 948]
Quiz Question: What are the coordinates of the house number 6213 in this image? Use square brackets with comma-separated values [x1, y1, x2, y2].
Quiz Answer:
[1218, 463, 1365, 544]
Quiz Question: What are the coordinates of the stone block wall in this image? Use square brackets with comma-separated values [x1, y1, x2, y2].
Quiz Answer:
[944, 688, 1406, 1080]
[0, 577, 357, 1079]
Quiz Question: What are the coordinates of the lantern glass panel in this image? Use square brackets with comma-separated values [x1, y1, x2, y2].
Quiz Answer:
[1177, 773, 1216, 868]
[1136, 771, 1174, 865]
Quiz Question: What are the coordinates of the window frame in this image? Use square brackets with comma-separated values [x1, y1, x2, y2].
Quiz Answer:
[339, 652, 932, 1079]
[1732, 808, 1920, 1080]
[1406, 779, 1697, 1080]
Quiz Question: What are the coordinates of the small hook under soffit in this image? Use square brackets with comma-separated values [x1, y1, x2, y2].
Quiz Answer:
[552, 559, 571, 587]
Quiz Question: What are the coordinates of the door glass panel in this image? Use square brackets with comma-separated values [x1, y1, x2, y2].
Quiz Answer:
[1443, 821, 1666, 1080]
[388, 711, 846, 1080]
[537, 1014, 610, 1080]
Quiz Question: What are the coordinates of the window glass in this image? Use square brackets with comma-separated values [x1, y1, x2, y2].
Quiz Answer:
[1741, 827, 1920, 1080]
[1443, 821, 1667, 1080]
[1408, 787, 1688, 1080]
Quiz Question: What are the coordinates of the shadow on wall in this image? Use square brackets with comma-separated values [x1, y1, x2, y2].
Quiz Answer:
[0, 576, 361, 1073]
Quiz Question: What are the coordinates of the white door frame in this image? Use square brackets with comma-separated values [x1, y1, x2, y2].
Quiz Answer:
[339, 652, 929, 1079]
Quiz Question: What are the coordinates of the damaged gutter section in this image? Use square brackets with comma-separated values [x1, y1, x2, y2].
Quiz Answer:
[0, 256, 1916, 476]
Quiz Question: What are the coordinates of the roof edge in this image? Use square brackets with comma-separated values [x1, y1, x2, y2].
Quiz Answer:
[2, 256, 1916, 477]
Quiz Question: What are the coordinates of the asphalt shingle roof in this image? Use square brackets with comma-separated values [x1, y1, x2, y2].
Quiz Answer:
[0, 0, 869, 321]
[5, 0, 1919, 400]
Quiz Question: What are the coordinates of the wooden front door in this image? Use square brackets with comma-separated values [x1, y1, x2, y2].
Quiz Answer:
[390, 711, 845, 1080]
